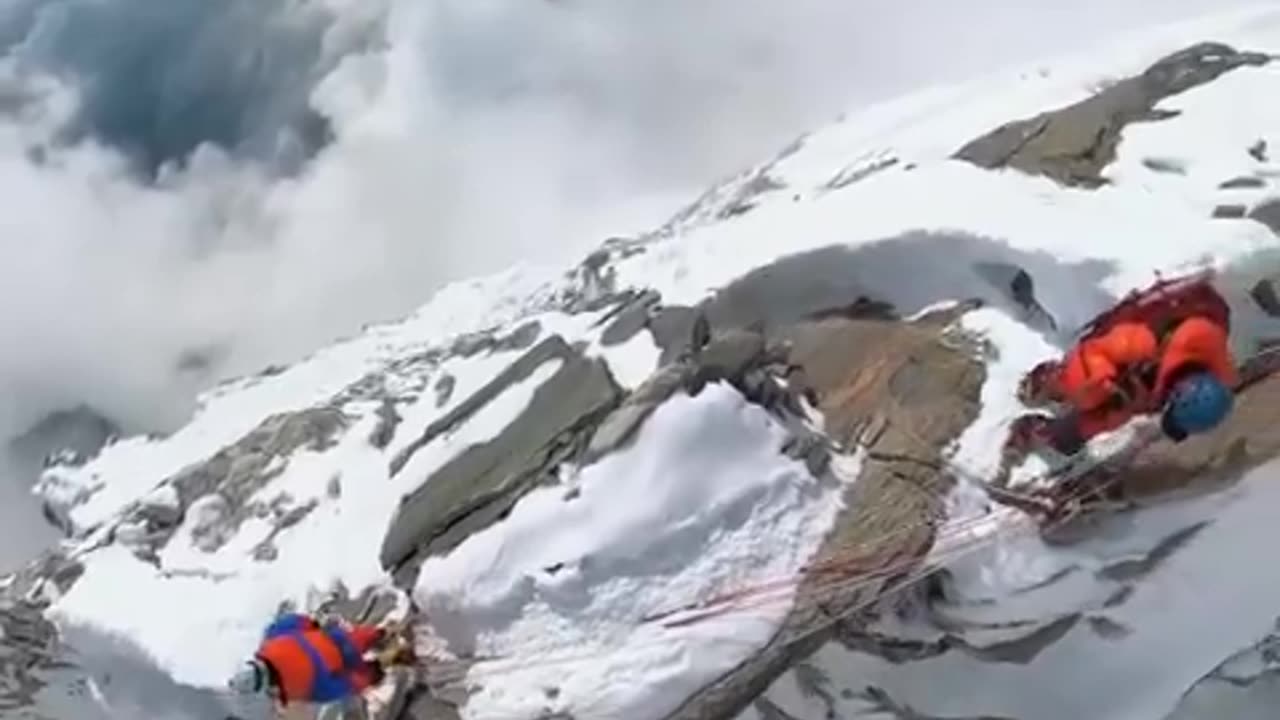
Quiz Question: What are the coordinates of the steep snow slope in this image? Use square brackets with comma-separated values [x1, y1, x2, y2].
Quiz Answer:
[10, 4, 1280, 720]
[416, 383, 847, 719]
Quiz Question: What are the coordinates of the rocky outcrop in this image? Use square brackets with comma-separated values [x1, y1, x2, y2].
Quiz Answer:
[1248, 198, 1280, 235]
[108, 407, 349, 564]
[664, 308, 986, 720]
[0, 598, 72, 718]
[955, 43, 1272, 187]
[380, 336, 625, 582]
[1165, 618, 1280, 720]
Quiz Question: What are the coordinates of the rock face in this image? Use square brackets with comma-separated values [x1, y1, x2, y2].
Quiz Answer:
[663, 308, 986, 720]
[380, 336, 625, 582]
[955, 43, 1271, 187]
[109, 407, 348, 564]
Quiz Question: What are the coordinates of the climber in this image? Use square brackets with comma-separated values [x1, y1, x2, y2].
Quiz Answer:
[226, 611, 414, 711]
[1007, 271, 1239, 460]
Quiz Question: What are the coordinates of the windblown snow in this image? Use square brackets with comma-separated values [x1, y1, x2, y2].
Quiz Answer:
[19, 4, 1280, 720]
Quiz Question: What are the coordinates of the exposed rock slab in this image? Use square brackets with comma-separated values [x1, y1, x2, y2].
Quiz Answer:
[380, 337, 624, 579]
[1220, 176, 1267, 189]
[1248, 197, 1280, 235]
[117, 407, 348, 561]
[955, 43, 1271, 187]
[390, 336, 578, 476]
[663, 314, 986, 720]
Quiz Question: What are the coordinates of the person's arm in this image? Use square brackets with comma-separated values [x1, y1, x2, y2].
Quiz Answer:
[1076, 323, 1159, 410]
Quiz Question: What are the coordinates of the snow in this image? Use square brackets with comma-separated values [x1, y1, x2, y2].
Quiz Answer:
[588, 330, 662, 391]
[414, 382, 845, 719]
[27, 3, 1280, 717]
[757, 461, 1280, 720]
[48, 345, 567, 688]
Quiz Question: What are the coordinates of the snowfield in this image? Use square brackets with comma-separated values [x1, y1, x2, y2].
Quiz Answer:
[17, 4, 1280, 719]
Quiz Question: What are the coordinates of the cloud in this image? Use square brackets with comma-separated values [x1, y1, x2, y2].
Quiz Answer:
[0, 0, 1248, 449]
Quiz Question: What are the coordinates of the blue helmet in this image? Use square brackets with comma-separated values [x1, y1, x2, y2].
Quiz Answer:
[1161, 371, 1233, 440]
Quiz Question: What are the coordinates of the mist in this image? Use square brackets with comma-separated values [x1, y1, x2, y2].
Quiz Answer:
[0, 0, 1251, 564]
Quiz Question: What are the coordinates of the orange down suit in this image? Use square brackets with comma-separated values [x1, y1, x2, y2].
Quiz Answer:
[255, 613, 384, 706]
[1057, 316, 1238, 440]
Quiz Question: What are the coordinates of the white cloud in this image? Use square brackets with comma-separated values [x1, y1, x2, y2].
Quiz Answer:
[0, 0, 1249, 448]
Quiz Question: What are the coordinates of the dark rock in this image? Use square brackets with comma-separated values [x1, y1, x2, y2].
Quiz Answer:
[1251, 279, 1280, 318]
[582, 365, 689, 463]
[552, 249, 623, 314]
[581, 249, 610, 272]
[955, 43, 1271, 187]
[600, 291, 660, 347]
[1143, 157, 1188, 175]
[132, 407, 349, 554]
[805, 298, 897, 323]
[135, 486, 182, 530]
[380, 340, 623, 575]
[836, 614, 1080, 667]
[1250, 139, 1269, 162]
[7, 550, 86, 602]
[1087, 615, 1133, 640]
[717, 173, 786, 219]
[493, 320, 543, 353]
[368, 398, 401, 450]
[688, 330, 767, 388]
[315, 584, 402, 626]
[448, 319, 545, 359]
[252, 542, 278, 562]
[754, 696, 805, 720]
[959, 614, 1082, 664]
[664, 317, 986, 720]
[1102, 585, 1135, 608]
[824, 155, 900, 191]
[1220, 176, 1267, 189]
[1096, 522, 1207, 582]
[648, 306, 702, 363]
[434, 374, 457, 408]
[1248, 198, 1280, 234]
[276, 498, 319, 531]
[391, 336, 582, 477]
[973, 262, 1059, 332]
[0, 598, 72, 713]
[1215, 204, 1249, 219]
[450, 331, 495, 358]
[401, 678, 464, 720]
[847, 685, 1019, 720]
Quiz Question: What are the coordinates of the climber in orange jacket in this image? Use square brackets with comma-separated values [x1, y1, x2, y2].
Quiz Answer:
[226, 612, 410, 709]
[1010, 273, 1239, 457]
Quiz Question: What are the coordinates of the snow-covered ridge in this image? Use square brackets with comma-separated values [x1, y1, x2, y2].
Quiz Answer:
[9, 5, 1280, 720]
